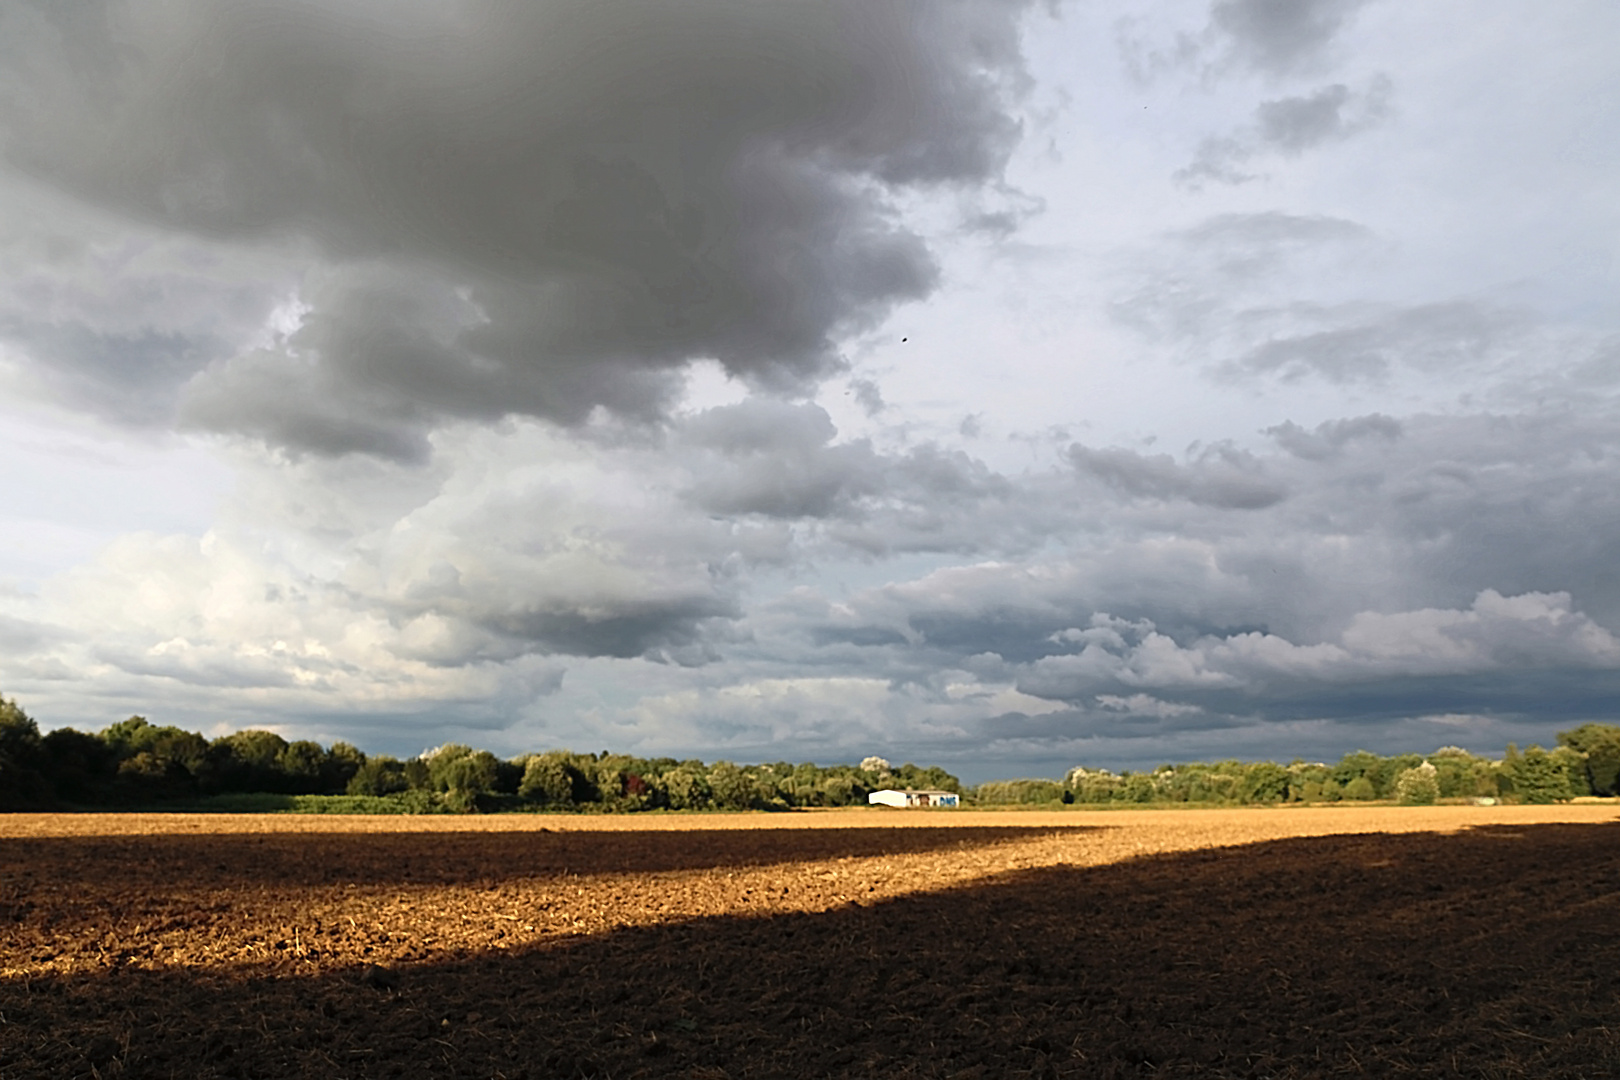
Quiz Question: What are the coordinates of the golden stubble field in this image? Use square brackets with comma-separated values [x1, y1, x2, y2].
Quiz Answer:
[3, 804, 1619, 1078]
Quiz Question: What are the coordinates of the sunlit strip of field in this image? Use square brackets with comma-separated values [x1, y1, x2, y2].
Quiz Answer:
[3, 801, 1616, 840]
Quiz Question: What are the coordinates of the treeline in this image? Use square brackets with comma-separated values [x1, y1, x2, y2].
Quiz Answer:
[5, 691, 1617, 813]
[0, 698, 959, 812]
[978, 726, 1620, 807]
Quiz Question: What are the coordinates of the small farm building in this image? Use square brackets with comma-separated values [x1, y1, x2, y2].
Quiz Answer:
[869, 788, 960, 808]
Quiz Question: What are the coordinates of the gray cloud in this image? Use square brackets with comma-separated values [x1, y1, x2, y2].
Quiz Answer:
[1112, 211, 1373, 342]
[1175, 78, 1391, 188]
[1265, 414, 1402, 460]
[679, 400, 882, 519]
[1218, 301, 1526, 383]
[1209, 0, 1373, 77]
[476, 600, 739, 667]
[3, 319, 225, 426]
[1068, 442, 1287, 509]
[1256, 79, 1389, 151]
[1119, 0, 1372, 86]
[773, 406, 1620, 717]
[0, 0, 1040, 458]
[1111, 215, 1543, 390]
[1176, 212, 1373, 271]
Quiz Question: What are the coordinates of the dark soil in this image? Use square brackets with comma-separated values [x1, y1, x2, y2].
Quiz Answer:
[2, 821, 1617, 1078]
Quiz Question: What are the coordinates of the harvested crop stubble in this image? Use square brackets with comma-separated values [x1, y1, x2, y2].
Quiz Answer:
[2, 804, 1617, 1078]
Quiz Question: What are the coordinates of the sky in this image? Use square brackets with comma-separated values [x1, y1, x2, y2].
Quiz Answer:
[1, 0, 1618, 782]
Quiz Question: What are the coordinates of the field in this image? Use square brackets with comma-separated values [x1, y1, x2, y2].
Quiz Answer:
[3, 805, 1619, 1078]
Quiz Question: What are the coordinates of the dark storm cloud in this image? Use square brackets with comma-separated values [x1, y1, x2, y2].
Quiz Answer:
[0, 0, 1040, 457]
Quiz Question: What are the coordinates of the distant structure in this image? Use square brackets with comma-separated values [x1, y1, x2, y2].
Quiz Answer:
[869, 788, 959, 808]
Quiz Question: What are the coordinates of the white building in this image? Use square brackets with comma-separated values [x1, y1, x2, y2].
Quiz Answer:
[868, 788, 960, 808]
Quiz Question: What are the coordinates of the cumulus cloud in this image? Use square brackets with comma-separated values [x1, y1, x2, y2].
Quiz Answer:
[1008, 590, 1620, 743]
[0, 0, 1041, 457]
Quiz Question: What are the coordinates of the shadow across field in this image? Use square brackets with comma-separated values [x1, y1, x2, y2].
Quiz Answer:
[4, 823, 1619, 1079]
[0, 824, 1090, 890]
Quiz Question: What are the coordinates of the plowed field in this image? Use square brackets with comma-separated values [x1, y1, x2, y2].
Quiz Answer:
[3, 805, 1618, 1078]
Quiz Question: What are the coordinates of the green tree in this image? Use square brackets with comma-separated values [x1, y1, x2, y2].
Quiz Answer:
[207, 730, 291, 792]
[403, 757, 432, 790]
[818, 773, 858, 807]
[1342, 775, 1377, 801]
[1557, 723, 1620, 797]
[1119, 774, 1156, 803]
[427, 745, 500, 810]
[1395, 761, 1440, 805]
[101, 716, 209, 786]
[0, 695, 51, 809]
[1238, 762, 1291, 804]
[661, 765, 713, 809]
[708, 761, 756, 810]
[42, 727, 117, 803]
[1501, 744, 1578, 804]
[518, 754, 577, 805]
[1428, 747, 1492, 798]
[322, 741, 368, 793]
[116, 751, 196, 799]
[99, 716, 158, 758]
[347, 755, 410, 796]
[277, 740, 328, 794]
[975, 779, 1066, 805]
[1330, 751, 1380, 790]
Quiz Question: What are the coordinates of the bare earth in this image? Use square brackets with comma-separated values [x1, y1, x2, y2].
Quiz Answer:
[2, 804, 1617, 1078]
